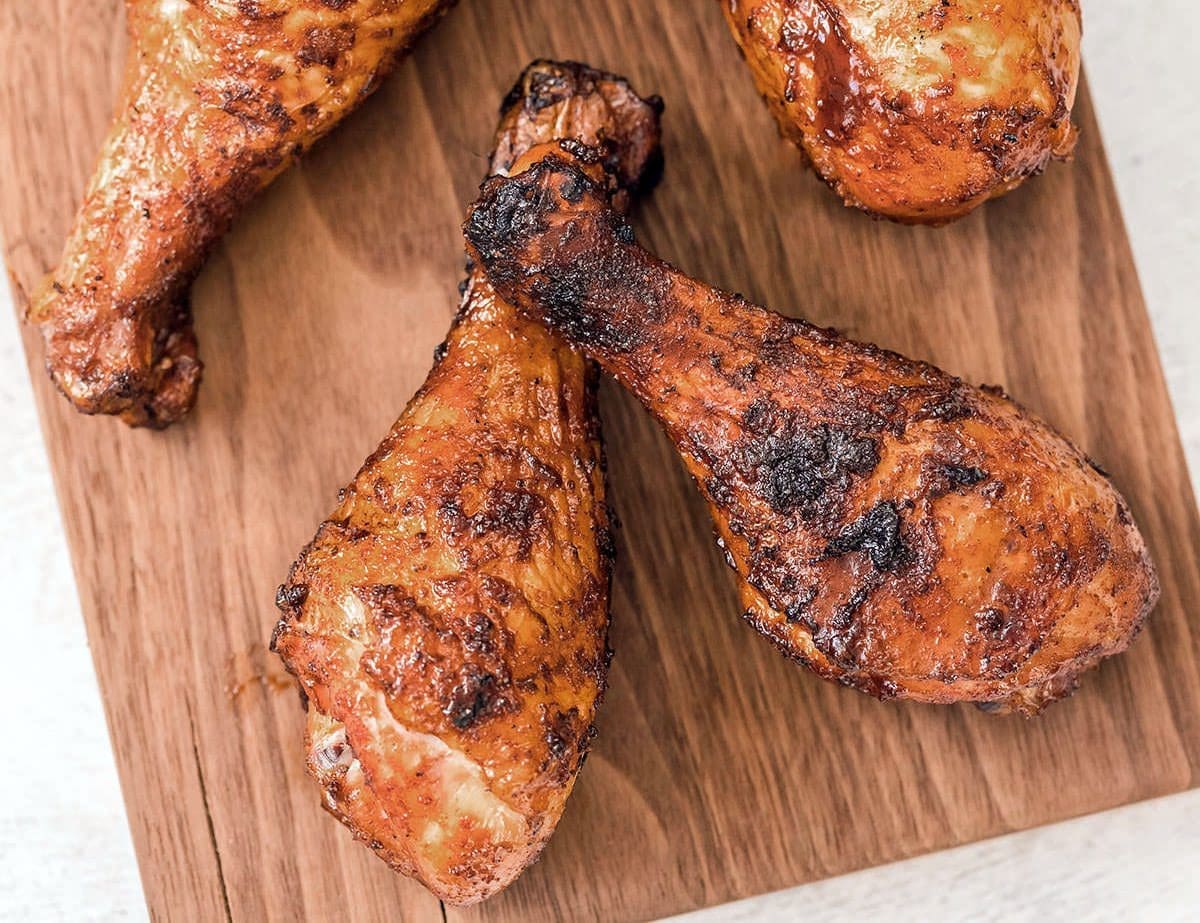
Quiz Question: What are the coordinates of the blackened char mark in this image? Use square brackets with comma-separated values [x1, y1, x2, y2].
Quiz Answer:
[470, 485, 550, 559]
[465, 169, 561, 286]
[784, 586, 818, 625]
[445, 667, 505, 730]
[526, 64, 595, 113]
[466, 154, 606, 294]
[811, 582, 874, 670]
[942, 464, 988, 487]
[270, 581, 310, 653]
[275, 581, 309, 614]
[735, 401, 880, 517]
[825, 501, 906, 571]
[917, 389, 975, 422]
[541, 706, 591, 783]
[465, 154, 660, 356]
[557, 168, 589, 203]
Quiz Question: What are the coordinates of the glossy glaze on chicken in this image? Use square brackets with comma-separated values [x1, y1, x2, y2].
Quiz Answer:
[28, 0, 456, 427]
[721, 0, 1082, 222]
[464, 145, 1158, 713]
[272, 62, 662, 904]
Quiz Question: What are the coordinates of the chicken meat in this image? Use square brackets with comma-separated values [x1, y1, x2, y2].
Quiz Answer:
[27, 0, 456, 427]
[272, 61, 663, 904]
[720, 0, 1082, 222]
[464, 143, 1158, 714]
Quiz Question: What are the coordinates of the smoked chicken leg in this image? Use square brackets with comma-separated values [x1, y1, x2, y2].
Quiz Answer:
[464, 145, 1158, 714]
[272, 62, 662, 904]
[27, 0, 456, 427]
[720, 0, 1082, 223]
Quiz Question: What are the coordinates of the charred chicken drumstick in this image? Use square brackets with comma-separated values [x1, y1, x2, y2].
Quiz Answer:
[464, 145, 1158, 714]
[720, 0, 1081, 223]
[272, 62, 662, 904]
[27, 0, 456, 427]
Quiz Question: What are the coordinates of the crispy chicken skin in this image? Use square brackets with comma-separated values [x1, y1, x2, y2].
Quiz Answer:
[464, 146, 1158, 714]
[720, 0, 1081, 223]
[272, 62, 663, 904]
[27, 0, 455, 427]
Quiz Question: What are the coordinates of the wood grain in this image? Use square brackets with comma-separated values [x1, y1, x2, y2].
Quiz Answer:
[1, 3, 1197, 922]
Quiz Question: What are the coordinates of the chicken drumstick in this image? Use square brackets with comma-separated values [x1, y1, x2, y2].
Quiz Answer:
[272, 61, 662, 904]
[464, 144, 1158, 714]
[721, 0, 1082, 223]
[28, 0, 456, 427]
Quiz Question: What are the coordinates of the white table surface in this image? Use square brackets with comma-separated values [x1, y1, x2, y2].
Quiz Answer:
[2, 3, 1197, 920]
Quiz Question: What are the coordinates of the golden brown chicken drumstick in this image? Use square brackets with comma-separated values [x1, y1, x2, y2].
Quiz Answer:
[464, 144, 1158, 714]
[720, 0, 1081, 222]
[272, 62, 662, 904]
[27, 0, 456, 427]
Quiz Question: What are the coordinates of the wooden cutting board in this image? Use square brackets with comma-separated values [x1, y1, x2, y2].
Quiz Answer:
[2, 3, 1198, 921]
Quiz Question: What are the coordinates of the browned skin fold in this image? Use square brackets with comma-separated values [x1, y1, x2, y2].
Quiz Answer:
[28, 0, 457, 427]
[464, 147, 1159, 715]
[271, 62, 662, 905]
[720, 0, 1081, 223]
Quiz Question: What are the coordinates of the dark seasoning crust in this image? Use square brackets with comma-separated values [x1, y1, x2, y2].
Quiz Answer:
[465, 148, 1159, 714]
